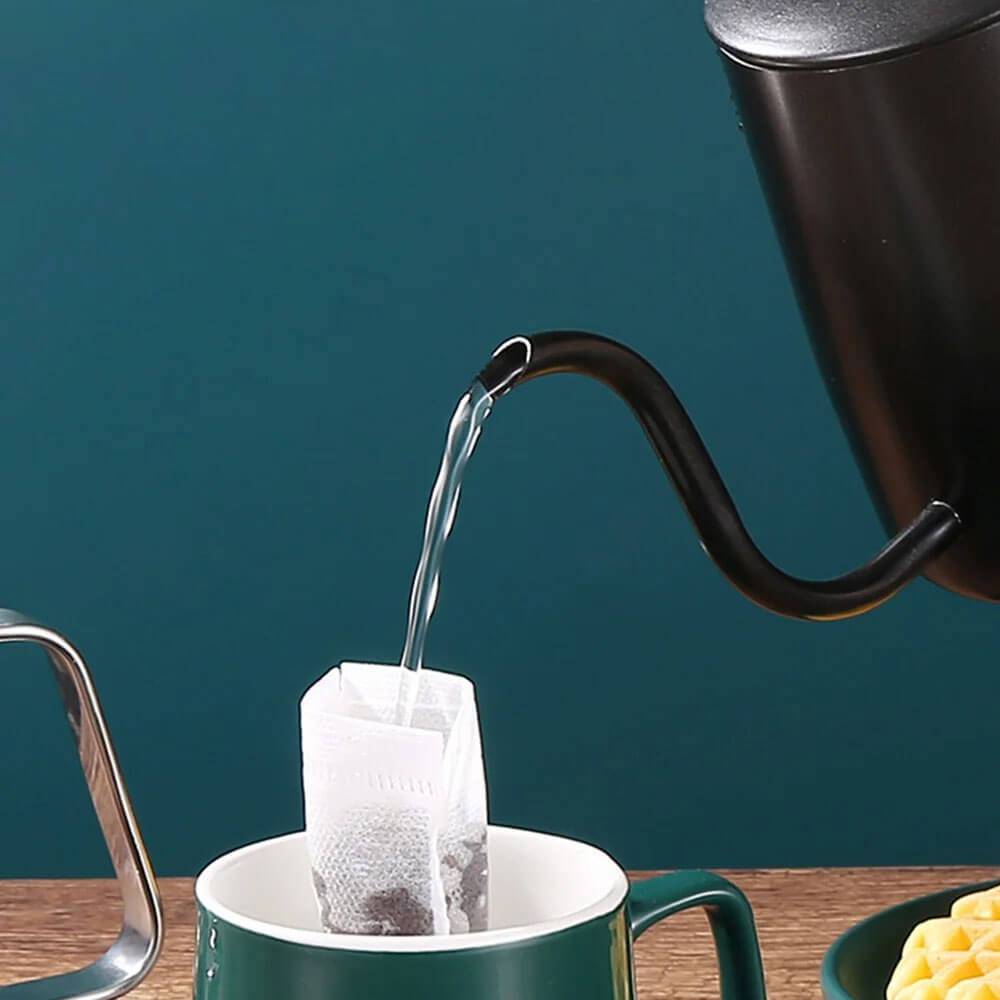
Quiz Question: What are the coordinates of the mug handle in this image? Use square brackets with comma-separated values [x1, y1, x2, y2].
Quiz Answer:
[629, 870, 767, 1000]
[0, 609, 163, 999]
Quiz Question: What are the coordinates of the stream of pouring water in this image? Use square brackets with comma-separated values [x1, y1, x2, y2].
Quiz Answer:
[394, 381, 494, 726]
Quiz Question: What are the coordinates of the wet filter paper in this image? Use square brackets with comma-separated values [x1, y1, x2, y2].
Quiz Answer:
[301, 662, 488, 935]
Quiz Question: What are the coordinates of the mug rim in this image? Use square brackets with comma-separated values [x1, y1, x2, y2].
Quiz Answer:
[195, 826, 630, 953]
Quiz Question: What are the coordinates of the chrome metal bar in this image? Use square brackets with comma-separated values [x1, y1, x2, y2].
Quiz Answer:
[0, 610, 162, 1000]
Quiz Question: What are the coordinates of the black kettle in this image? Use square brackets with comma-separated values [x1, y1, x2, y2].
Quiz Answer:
[476, 1, 1000, 620]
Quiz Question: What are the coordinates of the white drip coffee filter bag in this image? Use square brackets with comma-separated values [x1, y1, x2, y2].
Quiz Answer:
[301, 662, 488, 936]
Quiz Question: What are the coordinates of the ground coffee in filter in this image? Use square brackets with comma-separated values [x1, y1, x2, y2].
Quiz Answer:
[301, 662, 488, 935]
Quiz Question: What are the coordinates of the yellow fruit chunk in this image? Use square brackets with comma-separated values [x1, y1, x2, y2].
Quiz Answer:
[897, 980, 944, 1000]
[947, 980, 996, 1000]
[889, 889, 1000, 1000]
[889, 953, 933, 1000]
[976, 932, 1000, 954]
[955, 892, 1000, 922]
[932, 955, 983, 993]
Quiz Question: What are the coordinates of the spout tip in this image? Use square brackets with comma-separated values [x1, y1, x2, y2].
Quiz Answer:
[477, 336, 533, 399]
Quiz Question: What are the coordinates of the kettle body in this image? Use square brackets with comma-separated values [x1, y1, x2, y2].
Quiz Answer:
[705, 1, 1000, 602]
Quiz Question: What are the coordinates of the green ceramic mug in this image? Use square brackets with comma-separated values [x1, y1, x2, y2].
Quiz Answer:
[193, 826, 767, 1000]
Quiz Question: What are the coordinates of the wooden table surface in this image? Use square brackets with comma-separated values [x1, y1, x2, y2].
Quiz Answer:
[2, 868, 996, 997]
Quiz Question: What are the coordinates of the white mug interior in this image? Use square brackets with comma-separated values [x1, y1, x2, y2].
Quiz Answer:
[195, 826, 629, 953]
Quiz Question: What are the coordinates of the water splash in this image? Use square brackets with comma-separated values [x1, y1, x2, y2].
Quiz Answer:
[394, 381, 493, 726]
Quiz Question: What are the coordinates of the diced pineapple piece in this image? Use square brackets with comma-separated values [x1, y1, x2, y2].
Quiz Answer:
[889, 888, 1000, 1000]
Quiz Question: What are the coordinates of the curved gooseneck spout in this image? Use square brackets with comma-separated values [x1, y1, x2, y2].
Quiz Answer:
[476, 331, 963, 622]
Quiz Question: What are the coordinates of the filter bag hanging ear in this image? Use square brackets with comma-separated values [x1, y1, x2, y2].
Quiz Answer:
[300, 662, 488, 936]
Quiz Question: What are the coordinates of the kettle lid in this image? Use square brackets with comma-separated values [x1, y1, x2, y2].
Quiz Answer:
[706, 0, 1000, 68]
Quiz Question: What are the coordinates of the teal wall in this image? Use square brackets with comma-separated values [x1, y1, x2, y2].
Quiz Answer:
[0, 1, 992, 879]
